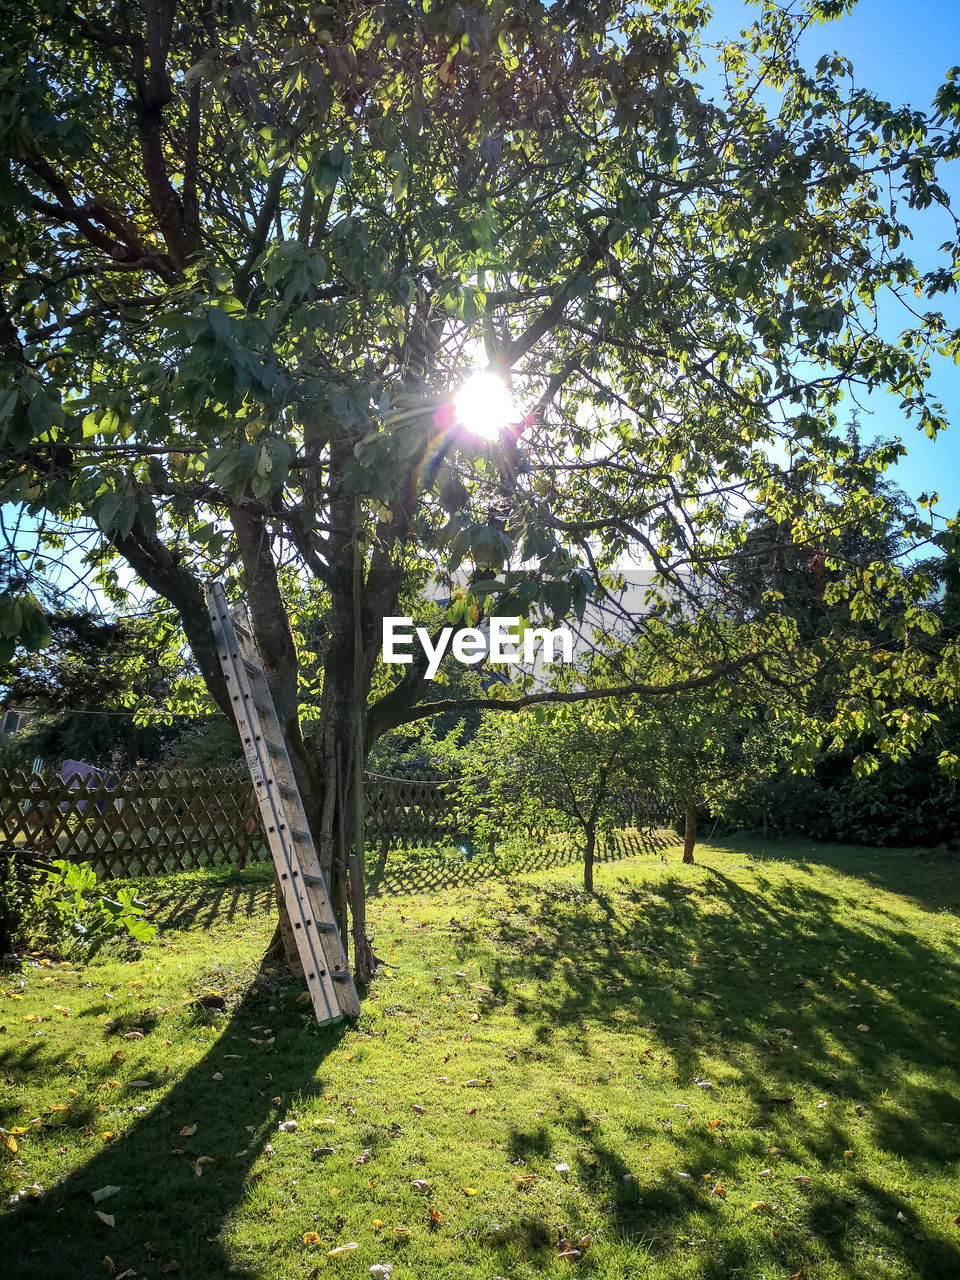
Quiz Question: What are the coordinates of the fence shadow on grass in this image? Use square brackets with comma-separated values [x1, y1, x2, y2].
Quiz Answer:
[151, 879, 275, 935]
[473, 859, 960, 1276]
[2, 967, 347, 1280]
[366, 827, 675, 899]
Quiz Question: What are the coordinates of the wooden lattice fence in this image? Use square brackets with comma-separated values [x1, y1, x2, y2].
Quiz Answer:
[363, 771, 466, 854]
[0, 765, 594, 880]
[0, 767, 268, 877]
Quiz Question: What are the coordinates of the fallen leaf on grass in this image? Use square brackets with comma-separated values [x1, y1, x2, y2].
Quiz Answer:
[896, 1211, 908, 1223]
[327, 1243, 358, 1257]
[411, 1104, 426, 1115]
[278, 1120, 297, 1133]
[708, 1119, 723, 1129]
[711, 1181, 725, 1197]
[759, 1168, 773, 1176]
[411, 1179, 431, 1193]
[793, 1176, 811, 1186]
[856, 1024, 870, 1033]
[301, 1232, 321, 1246]
[160, 1263, 179, 1274]
[554, 1163, 570, 1174]
[101, 1258, 115, 1275]
[92, 1186, 121, 1203]
[750, 1201, 770, 1212]
[369, 1267, 393, 1279]
[623, 1173, 638, 1182]
[179, 1124, 197, 1137]
[95, 1211, 115, 1227]
[393, 1227, 411, 1239]
[461, 1187, 478, 1196]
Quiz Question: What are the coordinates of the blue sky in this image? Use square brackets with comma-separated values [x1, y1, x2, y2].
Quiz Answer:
[708, 0, 960, 516]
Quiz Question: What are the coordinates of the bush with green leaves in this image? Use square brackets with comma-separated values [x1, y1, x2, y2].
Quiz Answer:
[27, 859, 156, 955]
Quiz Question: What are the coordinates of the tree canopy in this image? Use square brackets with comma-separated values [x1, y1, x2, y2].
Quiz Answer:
[2, 0, 960, 973]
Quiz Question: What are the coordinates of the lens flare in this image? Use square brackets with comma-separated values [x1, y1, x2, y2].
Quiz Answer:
[453, 370, 514, 441]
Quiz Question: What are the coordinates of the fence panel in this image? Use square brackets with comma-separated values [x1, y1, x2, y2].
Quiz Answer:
[0, 767, 268, 877]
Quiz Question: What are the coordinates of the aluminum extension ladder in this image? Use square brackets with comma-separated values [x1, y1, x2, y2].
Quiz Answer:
[205, 582, 360, 1023]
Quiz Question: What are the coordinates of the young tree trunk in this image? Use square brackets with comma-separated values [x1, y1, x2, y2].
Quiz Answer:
[682, 796, 697, 864]
[583, 823, 596, 893]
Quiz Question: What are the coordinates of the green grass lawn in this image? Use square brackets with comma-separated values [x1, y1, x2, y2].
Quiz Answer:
[3, 834, 960, 1280]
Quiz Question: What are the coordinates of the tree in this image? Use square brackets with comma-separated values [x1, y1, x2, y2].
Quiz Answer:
[2, 0, 959, 978]
[643, 688, 788, 863]
[0, 606, 196, 768]
[467, 705, 645, 892]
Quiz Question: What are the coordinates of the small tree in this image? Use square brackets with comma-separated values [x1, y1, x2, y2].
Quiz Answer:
[470, 705, 645, 892]
[645, 691, 788, 863]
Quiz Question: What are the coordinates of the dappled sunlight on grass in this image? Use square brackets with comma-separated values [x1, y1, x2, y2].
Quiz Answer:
[3, 838, 960, 1279]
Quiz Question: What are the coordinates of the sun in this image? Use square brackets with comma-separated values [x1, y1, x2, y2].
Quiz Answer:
[453, 370, 515, 442]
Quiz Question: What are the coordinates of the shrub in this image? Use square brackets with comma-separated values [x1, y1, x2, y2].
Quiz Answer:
[26, 859, 156, 955]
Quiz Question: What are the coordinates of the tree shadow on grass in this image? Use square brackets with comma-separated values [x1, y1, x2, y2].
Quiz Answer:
[716, 834, 960, 916]
[470, 859, 960, 1276]
[2, 969, 347, 1280]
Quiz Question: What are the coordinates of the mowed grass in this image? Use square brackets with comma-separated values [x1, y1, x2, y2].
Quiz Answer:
[3, 835, 960, 1280]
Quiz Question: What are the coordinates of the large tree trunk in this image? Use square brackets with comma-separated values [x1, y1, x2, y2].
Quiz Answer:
[307, 570, 379, 983]
[682, 796, 697, 864]
[583, 823, 596, 893]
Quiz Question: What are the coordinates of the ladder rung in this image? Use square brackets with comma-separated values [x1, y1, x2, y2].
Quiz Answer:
[331, 970, 352, 981]
[261, 736, 285, 755]
[241, 657, 263, 678]
[301, 871, 326, 887]
[279, 783, 299, 801]
[308, 918, 338, 932]
[287, 827, 311, 841]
